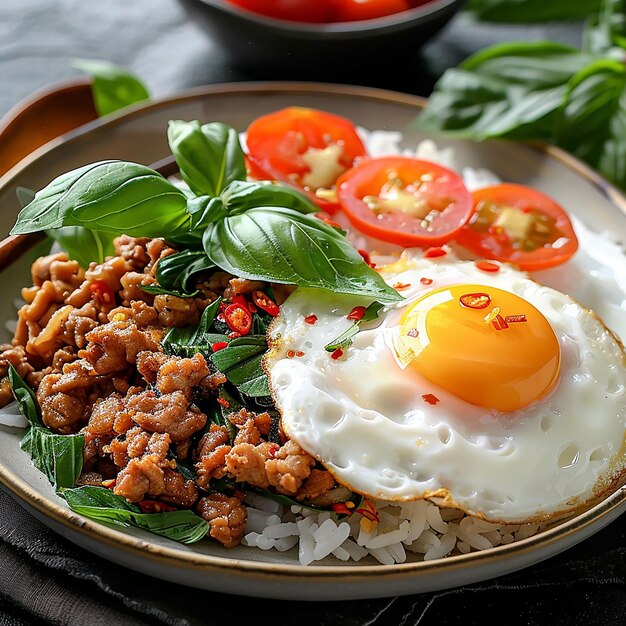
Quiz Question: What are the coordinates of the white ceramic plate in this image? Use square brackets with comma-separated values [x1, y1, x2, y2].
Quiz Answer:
[0, 84, 624, 600]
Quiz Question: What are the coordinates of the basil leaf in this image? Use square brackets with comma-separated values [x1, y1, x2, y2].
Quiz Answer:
[30, 429, 84, 489]
[162, 298, 225, 357]
[8, 364, 41, 428]
[466, 0, 602, 23]
[63, 486, 209, 544]
[73, 59, 149, 117]
[221, 180, 319, 215]
[10, 161, 189, 237]
[155, 250, 215, 295]
[168, 120, 245, 197]
[203, 207, 401, 302]
[585, 0, 626, 54]
[211, 336, 270, 398]
[140, 284, 199, 298]
[324, 302, 384, 352]
[47, 227, 116, 268]
[16, 187, 36, 208]
[186, 196, 228, 232]
[415, 43, 592, 140]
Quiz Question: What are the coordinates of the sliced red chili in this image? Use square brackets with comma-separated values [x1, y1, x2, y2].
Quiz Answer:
[230, 294, 249, 309]
[228, 331, 241, 339]
[252, 291, 280, 317]
[496, 314, 508, 329]
[212, 341, 229, 352]
[475, 260, 500, 273]
[304, 314, 318, 325]
[217, 397, 230, 409]
[89, 280, 116, 305]
[330, 502, 353, 516]
[102, 479, 116, 489]
[347, 306, 366, 321]
[138, 500, 177, 514]
[316, 211, 343, 230]
[331, 348, 344, 360]
[287, 349, 296, 358]
[424, 247, 447, 258]
[393, 282, 411, 290]
[505, 314, 527, 323]
[406, 328, 419, 338]
[460, 292, 491, 310]
[421, 393, 439, 405]
[420, 277, 433, 285]
[358, 248, 376, 268]
[223, 303, 252, 335]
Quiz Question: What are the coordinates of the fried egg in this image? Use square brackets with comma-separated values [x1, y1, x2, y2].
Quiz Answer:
[265, 251, 626, 524]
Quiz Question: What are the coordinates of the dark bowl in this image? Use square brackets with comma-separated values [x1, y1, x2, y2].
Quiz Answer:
[176, 0, 464, 78]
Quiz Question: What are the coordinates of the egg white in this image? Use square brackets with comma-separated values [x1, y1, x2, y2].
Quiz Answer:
[266, 251, 626, 524]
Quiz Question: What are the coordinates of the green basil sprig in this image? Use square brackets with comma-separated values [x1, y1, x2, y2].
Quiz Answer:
[10, 161, 189, 237]
[8, 365, 84, 489]
[466, 0, 602, 23]
[415, 0, 626, 193]
[73, 59, 150, 117]
[168, 120, 245, 197]
[62, 486, 209, 544]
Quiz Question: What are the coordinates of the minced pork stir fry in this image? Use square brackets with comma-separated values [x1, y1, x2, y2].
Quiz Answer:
[0, 236, 343, 547]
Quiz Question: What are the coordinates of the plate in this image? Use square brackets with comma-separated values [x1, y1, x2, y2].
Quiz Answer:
[0, 83, 624, 600]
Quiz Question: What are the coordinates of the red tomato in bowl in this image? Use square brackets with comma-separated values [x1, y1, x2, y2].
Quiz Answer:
[456, 184, 579, 271]
[333, 0, 411, 21]
[337, 156, 473, 247]
[227, 0, 335, 23]
[246, 107, 368, 212]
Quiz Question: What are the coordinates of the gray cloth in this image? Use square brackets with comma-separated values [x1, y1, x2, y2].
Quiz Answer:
[1, 1, 624, 624]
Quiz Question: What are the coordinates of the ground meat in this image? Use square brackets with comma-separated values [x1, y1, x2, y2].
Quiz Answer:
[108, 301, 158, 327]
[0, 344, 36, 384]
[224, 277, 266, 300]
[153, 294, 202, 328]
[195, 424, 231, 489]
[114, 457, 165, 502]
[225, 442, 278, 488]
[228, 408, 272, 439]
[265, 440, 316, 495]
[296, 469, 336, 502]
[85, 394, 125, 436]
[145, 239, 177, 273]
[160, 470, 198, 508]
[37, 372, 88, 433]
[81, 321, 162, 375]
[126, 389, 207, 442]
[197, 493, 247, 548]
[113, 235, 151, 270]
[63, 303, 99, 349]
[119, 271, 155, 306]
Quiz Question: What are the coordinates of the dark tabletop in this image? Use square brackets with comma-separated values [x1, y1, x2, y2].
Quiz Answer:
[2, 1, 625, 625]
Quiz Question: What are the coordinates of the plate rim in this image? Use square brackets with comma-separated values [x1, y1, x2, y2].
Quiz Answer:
[1, 81, 625, 582]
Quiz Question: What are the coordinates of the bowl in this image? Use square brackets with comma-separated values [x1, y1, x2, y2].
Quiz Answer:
[175, 0, 464, 77]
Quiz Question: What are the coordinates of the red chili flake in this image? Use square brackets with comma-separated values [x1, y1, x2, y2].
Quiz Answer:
[138, 500, 177, 514]
[420, 277, 433, 285]
[223, 303, 252, 335]
[267, 443, 280, 459]
[496, 314, 508, 329]
[304, 314, 318, 325]
[330, 348, 344, 360]
[295, 350, 305, 357]
[424, 247, 447, 258]
[252, 290, 280, 317]
[102, 479, 116, 489]
[421, 393, 440, 405]
[393, 282, 412, 290]
[406, 328, 419, 338]
[228, 331, 241, 339]
[211, 341, 229, 352]
[358, 248, 376, 268]
[460, 292, 492, 310]
[89, 280, 115, 305]
[355, 500, 379, 524]
[330, 502, 353, 516]
[287, 349, 296, 358]
[475, 260, 500, 273]
[347, 306, 366, 321]
[217, 397, 230, 409]
[247, 301, 258, 313]
[505, 314, 527, 323]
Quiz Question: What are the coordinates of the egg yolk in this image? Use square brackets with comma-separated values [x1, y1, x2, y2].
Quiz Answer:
[397, 284, 561, 412]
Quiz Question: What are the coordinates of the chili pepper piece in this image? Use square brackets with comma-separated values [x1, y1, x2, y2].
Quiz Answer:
[347, 306, 366, 321]
[424, 247, 447, 258]
[505, 314, 527, 323]
[304, 314, 318, 325]
[421, 393, 439, 405]
[223, 303, 252, 335]
[475, 260, 500, 273]
[459, 292, 491, 310]
[211, 341, 229, 352]
[252, 290, 280, 316]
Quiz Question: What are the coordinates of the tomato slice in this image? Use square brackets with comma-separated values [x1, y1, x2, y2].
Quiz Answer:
[246, 107, 368, 213]
[456, 184, 578, 271]
[336, 157, 473, 247]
